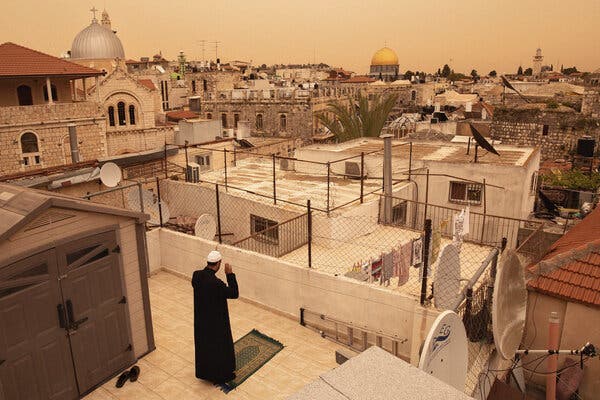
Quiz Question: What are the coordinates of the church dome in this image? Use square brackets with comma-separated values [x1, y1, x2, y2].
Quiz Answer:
[71, 19, 125, 59]
[371, 47, 398, 66]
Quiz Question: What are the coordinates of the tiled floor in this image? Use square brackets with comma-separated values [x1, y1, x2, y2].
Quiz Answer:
[85, 270, 343, 400]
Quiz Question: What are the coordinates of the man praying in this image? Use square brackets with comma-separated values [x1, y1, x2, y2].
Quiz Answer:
[192, 250, 239, 383]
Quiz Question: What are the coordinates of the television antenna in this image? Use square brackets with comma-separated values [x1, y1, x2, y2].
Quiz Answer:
[212, 41, 221, 61]
[418, 310, 468, 391]
[99, 162, 122, 187]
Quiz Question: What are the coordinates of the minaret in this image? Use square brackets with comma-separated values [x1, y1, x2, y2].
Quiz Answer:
[101, 9, 111, 29]
[533, 48, 543, 76]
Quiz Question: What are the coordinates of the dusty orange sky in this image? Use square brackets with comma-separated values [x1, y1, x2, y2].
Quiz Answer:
[1, 0, 599, 75]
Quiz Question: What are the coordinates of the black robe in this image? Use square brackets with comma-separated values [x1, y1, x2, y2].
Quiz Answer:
[192, 267, 239, 383]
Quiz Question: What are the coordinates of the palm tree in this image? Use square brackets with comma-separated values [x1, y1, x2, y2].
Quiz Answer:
[316, 92, 398, 142]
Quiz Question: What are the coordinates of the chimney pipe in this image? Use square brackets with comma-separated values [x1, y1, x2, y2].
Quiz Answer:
[381, 133, 393, 223]
[68, 123, 80, 164]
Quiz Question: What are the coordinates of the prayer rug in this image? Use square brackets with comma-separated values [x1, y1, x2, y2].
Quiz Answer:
[219, 329, 284, 393]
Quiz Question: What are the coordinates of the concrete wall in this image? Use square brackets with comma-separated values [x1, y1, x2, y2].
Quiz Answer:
[149, 228, 440, 364]
[523, 291, 600, 399]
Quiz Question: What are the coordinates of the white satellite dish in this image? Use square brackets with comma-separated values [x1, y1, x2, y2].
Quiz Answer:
[433, 243, 461, 310]
[419, 310, 468, 391]
[100, 162, 122, 187]
[492, 250, 527, 360]
[194, 214, 217, 239]
[126, 188, 170, 225]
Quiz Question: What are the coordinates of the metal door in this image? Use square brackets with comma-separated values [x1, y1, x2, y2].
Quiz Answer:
[0, 250, 78, 400]
[56, 231, 133, 395]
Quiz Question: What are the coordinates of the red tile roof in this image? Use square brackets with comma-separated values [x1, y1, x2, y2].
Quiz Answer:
[166, 110, 199, 121]
[528, 207, 600, 307]
[0, 42, 103, 78]
[138, 79, 156, 91]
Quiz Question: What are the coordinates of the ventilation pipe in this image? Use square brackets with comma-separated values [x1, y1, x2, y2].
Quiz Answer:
[547, 312, 560, 400]
[381, 133, 393, 223]
[68, 123, 80, 163]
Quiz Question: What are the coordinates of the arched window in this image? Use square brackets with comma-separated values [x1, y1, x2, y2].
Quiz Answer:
[43, 84, 58, 102]
[117, 102, 126, 126]
[203, 79, 208, 91]
[129, 105, 136, 125]
[191, 80, 196, 93]
[206, 113, 212, 119]
[256, 114, 263, 130]
[221, 113, 227, 129]
[108, 106, 115, 126]
[279, 114, 287, 131]
[234, 113, 240, 129]
[411, 90, 416, 101]
[20, 132, 39, 153]
[20, 132, 40, 166]
[17, 85, 33, 106]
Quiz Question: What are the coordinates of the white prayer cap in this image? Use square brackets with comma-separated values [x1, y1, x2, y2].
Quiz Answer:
[207, 250, 222, 263]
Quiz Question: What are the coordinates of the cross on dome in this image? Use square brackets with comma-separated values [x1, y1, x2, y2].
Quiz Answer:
[90, 6, 98, 22]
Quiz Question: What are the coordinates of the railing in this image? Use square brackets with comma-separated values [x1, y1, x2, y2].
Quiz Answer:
[232, 212, 309, 258]
[379, 194, 542, 249]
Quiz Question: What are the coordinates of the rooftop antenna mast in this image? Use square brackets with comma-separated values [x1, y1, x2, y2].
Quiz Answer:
[197, 40, 206, 63]
[212, 41, 221, 61]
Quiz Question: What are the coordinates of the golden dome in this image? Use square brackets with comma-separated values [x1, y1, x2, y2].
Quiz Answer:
[371, 47, 399, 66]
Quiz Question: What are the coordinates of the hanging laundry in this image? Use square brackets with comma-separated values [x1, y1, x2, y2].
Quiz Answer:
[370, 257, 383, 281]
[381, 251, 394, 285]
[396, 242, 412, 286]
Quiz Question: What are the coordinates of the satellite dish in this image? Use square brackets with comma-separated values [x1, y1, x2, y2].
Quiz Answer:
[469, 123, 500, 156]
[492, 251, 527, 360]
[433, 243, 462, 310]
[100, 162, 122, 187]
[194, 214, 217, 239]
[126, 188, 170, 225]
[419, 310, 468, 391]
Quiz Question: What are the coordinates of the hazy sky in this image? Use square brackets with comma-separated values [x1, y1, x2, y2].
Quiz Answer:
[2, 0, 599, 75]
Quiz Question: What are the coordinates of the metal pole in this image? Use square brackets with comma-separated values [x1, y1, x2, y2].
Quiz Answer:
[223, 149, 228, 190]
[156, 177, 163, 227]
[138, 182, 145, 214]
[481, 178, 487, 242]
[424, 169, 430, 227]
[474, 144, 479, 163]
[215, 184, 222, 243]
[272, 153, 277, 204]
[164, 142, 168, 179]
[421, 219, 432, 305]
[382, 134, 393, 224]
[467, 137, 471, 155]
[360, 152, 365, 203]
[408, 142, 413, 181]
[307, 199, 312, 268]
[233, 147, 237, 167]
[547, 312, 560, 400]
[326, 162, 331, 216]
[184, 142, 189, 182]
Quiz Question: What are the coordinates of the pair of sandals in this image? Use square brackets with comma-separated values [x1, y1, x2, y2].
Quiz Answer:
[116, 365, 140, 388]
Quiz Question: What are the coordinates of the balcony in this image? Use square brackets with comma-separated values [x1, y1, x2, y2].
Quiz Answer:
[0, 101, 102, 126]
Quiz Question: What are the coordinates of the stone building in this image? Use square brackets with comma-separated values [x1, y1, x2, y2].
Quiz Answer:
[490, 104, 600, 160]
[91, 67, 174, 155]
[582, 89, 600, 118]
[0, 42, 107, 176]
[368, 47, 399, 82]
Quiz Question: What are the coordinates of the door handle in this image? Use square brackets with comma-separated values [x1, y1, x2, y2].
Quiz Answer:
[57, 304, 67, 329]
[65, 300, 88, 330]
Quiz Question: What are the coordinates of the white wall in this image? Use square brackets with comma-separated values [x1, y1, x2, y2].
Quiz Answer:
[149, 228, 440, 364]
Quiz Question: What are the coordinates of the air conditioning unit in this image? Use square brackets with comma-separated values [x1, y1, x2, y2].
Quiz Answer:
[345, 161, 362, 179]
[280, 158, 295, 171]
[186, 162, 200, 183]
